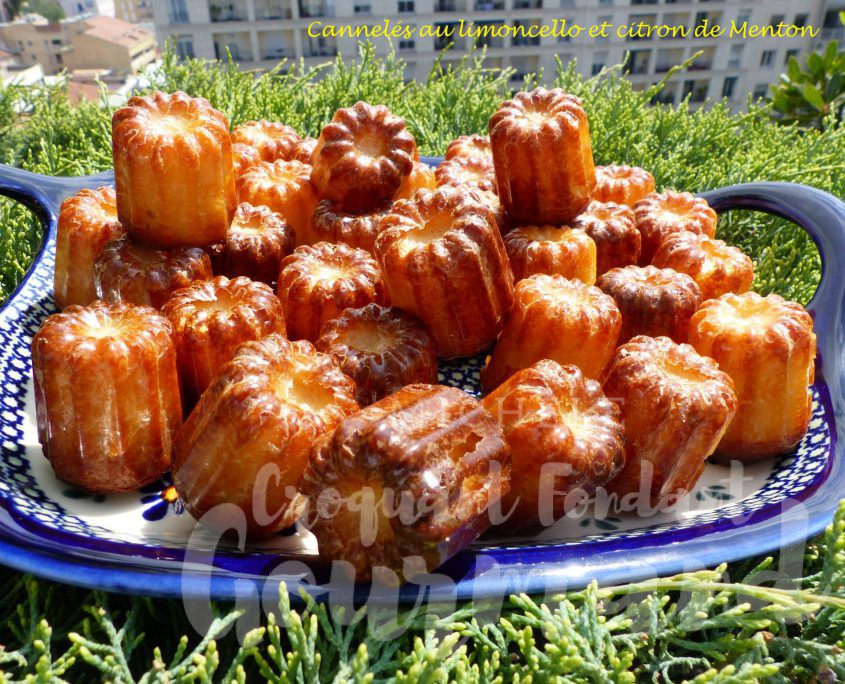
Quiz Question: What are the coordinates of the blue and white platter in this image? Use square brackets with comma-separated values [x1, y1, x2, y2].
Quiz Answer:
[1, 159, 844, 604]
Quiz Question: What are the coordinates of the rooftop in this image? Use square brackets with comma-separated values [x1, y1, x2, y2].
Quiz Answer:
[79, 15, 152, 47]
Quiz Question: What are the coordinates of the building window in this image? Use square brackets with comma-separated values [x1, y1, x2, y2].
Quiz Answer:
[794, 13, 808, 28]
[769, 14, 784, 28]
[736, 9, 751, 24]
[760, 50, 776, 68]
[176, 35, 195, 59]
[591, 51, 607, 75]
[399, 38, 415, 50]
[722, 76, 736, 99]
[753, 83, 769, 100]
[728, 43, 743, 69]
[353, 3, 371, 12]
[785, 48, 799, 64]
[598, 0, 612, 5]
[398, 0, 414, 11]
[168, 0, 189, 22]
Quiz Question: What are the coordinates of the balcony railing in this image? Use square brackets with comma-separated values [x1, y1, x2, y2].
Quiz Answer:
[435, 1, 465, 11]
[303, 46, 338, 57]
[209, 6, 247, 21]
[261, 47, 291, 60]
[512, 35, 540, 46]
[688, 61, 713, 71]
[255, 4, 291, 19]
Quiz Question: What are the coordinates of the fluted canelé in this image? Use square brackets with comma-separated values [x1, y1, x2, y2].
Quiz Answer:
[316, 303, 438, 406]
[603, 336, 737, 508]
[572, 200, 640, 276]
[230, 120, 300, 162]
[481, 274, 621, 392]
[307, 200, 392, 253]
[54, 186, 125, 309]
[504, 225, 596, 284]
[394, 161, 437, 201]
[277, 241, 387, 342]
[112, 90, 236, 247]
[375, 186, 514, 358]
[311, 101, 416, 213]
[300, 384, 510, 582]
[173, 334, 358, 538]
[489, 88, 595, 225]
[32, 301, 182, 492]
[593, 165, 655, 207]
[163, 276, 287, 406]
[689, 292, 815, 461]
[634, 190, 717, 264]
[483, 360, 625, 531]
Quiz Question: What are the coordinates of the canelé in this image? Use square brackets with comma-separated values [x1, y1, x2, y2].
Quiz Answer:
[395, 161, 437, 201]
[307, 200, 392, 253]
[300, 384, 510, 582]
[374, 186, 514, 358]
[172, 334, 358, 537]
[32, 301, 182, 492]
[689, 292, 815, 460]
[503, 225, 596, 284]
[230, 120, 300, 162]
[445, 134, 492, 162]
[316, 303, 437, 405]
[435, 156, 497, 193]
[593, 165, 655, 207]
[572, 200, 640, 276]
[633, 190, 717, 264]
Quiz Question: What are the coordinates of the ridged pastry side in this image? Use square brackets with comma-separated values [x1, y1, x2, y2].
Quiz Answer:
[633, 190, 717, 264]
[593, 164, 655, 207]
[394, 161, 437, 201]
[308, 199, 392, 253]
[504, 225, 596, 284]
[572, 200, 640, 275]
[230, 119, 300, 162]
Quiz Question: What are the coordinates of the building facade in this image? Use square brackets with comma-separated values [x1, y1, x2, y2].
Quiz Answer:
[152, 0, 829, 106]
[0, 14, 156, 75]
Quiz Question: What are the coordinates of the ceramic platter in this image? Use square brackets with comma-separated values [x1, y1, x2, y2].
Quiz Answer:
[1, 159, 844, 603]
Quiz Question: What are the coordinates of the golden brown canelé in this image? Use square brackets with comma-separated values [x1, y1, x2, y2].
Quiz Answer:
[277, 241, 388, 342]
[316, 303, 438, 406]
[173, 334, 358, 538]
[112, 90, 236, 248]
[94, 235, 212, 309]
[163, 276, 287, 406]
[503, 225, 596, 284]
[689, 292, 815, 461]
[651, 231, 754, 301]
[311, 101, 416, 213]
[633, 190, 718, 264]
[307, 200, 392, 253]
[375, 186, 514, 358]
[230, 120, 301, 162]
[289, 136, 318, 164]
[481, 274, 621, 392]
[300, 384, 510, 582]
[395, 161, 437, 201]
[572, 200, 640, 276]
[593, 165, 655, 207]
[32, 300, 182, 492]
[207, 203, 295, 285]
[482, 360, 625, 531]
[54, 186, 125, 310]
[236, 160, 319, 247]
[435, 156, 497, 193]
[603, 336, 737, 508]
[489, 88, 596, 225]
[232, 142, 262, 177]
[596, 265, 703, 344]
[445, 133, 492, 162]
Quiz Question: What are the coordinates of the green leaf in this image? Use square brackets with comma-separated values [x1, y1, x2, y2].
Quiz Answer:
[787, 55, 802, 82]
[802, 83, 825, 111]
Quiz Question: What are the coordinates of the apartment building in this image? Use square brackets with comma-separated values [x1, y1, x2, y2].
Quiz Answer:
[152, 0, 828, 107]
[0, 14, 156, 75]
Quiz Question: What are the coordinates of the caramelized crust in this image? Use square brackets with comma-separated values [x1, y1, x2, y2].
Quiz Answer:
[236, 160, 318, 246]
[289, 136, 318, 164]
[375, 186, 514, 358]
[278, 241, 387, 342]
[634, 190, 717, 264]
[481, 274, 621, 392]
[32, 301, 181, 492]
[311, 101, 416, 213]
[596, 265, 702, 344]
[173, 334, 358, 538]
[572, 200, 640, 275]
[593, 165, 655, 207]
[163, 276, 287, 406]
[54, 186, 125, 309]
[689, 292, 815, 460]
[232, 142, 262, 177]
[112, 90, 236, 247]
[300, 384, 510, 582]
[208, 203, 294, 285]
[489, 88, 595, 225]
[395, 161, 437, 201]
[504, 225, 596, 284]
[435, 156, 497, 193]
[445, 134, 492, 162]
[483, 360, 624, 530]
[231, 120, 300, 162]
[94, 235, 212, 309]
[317, 303, 437, 405]
[603, 336, 737, 507]
[308, 199, 392, 253]
[652, 231, 754, 301]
